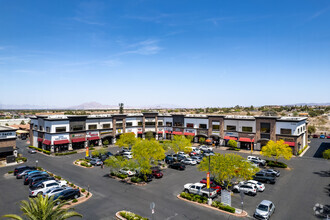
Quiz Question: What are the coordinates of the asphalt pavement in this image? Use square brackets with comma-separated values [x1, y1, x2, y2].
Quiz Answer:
[0, 139, 329, 220]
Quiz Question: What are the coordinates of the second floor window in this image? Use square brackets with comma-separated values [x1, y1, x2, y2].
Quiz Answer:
[260, 123, 270, 133]
[88, 125, 97, 130]
[226, 125, 236, 131]
[242, 126, 253, 132]
[280, 128, 292, 135]
[116, 123, 123, 128]
[145, 122, 156, 126]
[199, 124, 207, 129]
[138, 121, 142, 126]
[71, 125, 83, 131]
[174, 122, 183, 127]
[126, 122, 133, 127]
[103, 124, 110, 129]
[46, 127, 50, 132]
[187, 123, 194, 128]
[56, 127, 66, 133]
[212, 124, 220, 131]
[166, 122, 172, 126]
[158, 121, 163, 126]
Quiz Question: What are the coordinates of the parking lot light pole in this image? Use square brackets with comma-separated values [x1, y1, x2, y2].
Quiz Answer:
[36, 160, 38, 168]
[206, 153, 212, 205]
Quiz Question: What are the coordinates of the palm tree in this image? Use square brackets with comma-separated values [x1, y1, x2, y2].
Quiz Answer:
[2, 194, 82, 220]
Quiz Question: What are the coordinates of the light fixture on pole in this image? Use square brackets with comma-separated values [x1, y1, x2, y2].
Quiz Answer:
[36, 160, 38, 168]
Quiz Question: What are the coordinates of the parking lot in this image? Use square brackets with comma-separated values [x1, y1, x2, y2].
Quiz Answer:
[0, 139, 329, 219]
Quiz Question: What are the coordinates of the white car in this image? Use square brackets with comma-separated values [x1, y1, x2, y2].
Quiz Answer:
[43, 186, 71, 197]
[247, 156, 266, 166]
[29, 180, 67, 197]
[190, 147, 201, 154]
[182, 158, 197, 165]
[199, 145, 213, 152]
[233, 182, 257, 196]
[178, 152, 189, 158]
[119, 168, 136, 176]
[122, 152, 133, 159]
[244, 180, 265, 192]
[254, 200, 275, 219]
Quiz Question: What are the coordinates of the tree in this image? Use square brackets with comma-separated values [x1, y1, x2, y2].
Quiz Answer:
[168, 135, 192, 155]
[20, 120, 25, 125]
[145, 131, 154, 140]
[115, 133, 137, 149]
[261, 140, 293, 163]
[308, 125, 316, 135]
[104, 156, 127, 173]
[131, 139, 165, 174]
[2, 194, 82, 220]
[199, 137, 205, 145]
[186, 135, 194, 143]
[198, 153, 259, 190]
[119, 103, 124, 114]
[227, 139, 237, 148]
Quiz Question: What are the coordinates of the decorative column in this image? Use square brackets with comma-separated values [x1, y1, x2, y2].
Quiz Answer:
[68, 143, 73, 151]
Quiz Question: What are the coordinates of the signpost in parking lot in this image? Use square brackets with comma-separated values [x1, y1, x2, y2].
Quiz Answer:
[240, 191, 245, 213]
[150, 202, 155, 219]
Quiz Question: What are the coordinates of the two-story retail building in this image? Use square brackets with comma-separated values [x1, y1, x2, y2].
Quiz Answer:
[29, 113, 308, 155]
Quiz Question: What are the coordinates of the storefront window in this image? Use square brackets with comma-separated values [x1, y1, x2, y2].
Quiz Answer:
[56, 127, 66, 133]
[187, 123, 194, 128]
[88, 125, 97, 130]
[242, 126, 252, 132]
[226, 125, 236, 131]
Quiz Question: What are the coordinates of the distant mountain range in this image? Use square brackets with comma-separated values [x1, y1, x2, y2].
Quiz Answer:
[0, 102, 328, 110]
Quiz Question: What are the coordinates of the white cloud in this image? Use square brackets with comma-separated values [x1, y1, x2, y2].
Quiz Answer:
[102, 59, 122, 67]
[121, 39, 162, 55]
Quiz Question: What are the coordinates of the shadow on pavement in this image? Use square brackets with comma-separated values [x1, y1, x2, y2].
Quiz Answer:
[313, 142, 330, 158]
[313, 170, 330, 177]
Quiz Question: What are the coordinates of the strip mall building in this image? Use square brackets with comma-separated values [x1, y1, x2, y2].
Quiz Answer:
[30, 113, 308, 155]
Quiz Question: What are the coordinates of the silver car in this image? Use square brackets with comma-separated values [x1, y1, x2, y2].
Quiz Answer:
[254, 200, 275, 219]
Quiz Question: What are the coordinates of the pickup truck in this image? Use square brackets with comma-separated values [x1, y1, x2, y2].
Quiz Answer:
[253, 172, 276, 184]
[184, 183, 218, 198]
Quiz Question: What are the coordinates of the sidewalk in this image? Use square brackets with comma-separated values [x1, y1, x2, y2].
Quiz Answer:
[212, 146, 262, 155]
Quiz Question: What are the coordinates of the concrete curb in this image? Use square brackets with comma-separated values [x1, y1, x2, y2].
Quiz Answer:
[177, 195, 248, 217]
[298, 145, 310, 157]
[109, 174, 147, 186]
[115, 211, 147, 220]
[73, 160, 94, 169]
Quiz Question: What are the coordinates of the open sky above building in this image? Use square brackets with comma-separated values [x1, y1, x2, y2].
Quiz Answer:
[0, 0, 329, 108]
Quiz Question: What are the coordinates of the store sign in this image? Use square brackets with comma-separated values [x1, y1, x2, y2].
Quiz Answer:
[278, 137, 295, 142]
[145, 128, 155, 132]
[100, 130, 112, 135]
[165, 127, 172, 131]
[197, 130, 208, 135]
[54, 135, 67, 140]
[86, 131, 99, 137]
[225, 132, 238, 137]
[126, 129, 132, 133]
[158, 128, 163, 131]
[0, 131, 16, 139]
[221, 190, 231, 206]
[71, 133, 84, 138]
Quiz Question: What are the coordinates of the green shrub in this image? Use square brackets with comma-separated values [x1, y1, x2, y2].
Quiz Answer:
[131, 177, 143, 183]
[55, 175, 62, 180]
[55, 151, 77, 156]
[266, 160, 287, 168]
[116, 173, 128, 179]
[15, 157, 27, 162]
[86, 192, 90, 198]
[228, 147, 240, 151]
[80, 162, 92, 167]
[37, 167, 43, 171]
[180, 192, 207, 204]
[227, 139, 237, 148]
[81, 188, 86, 193]
[89, 146, 95, 150]
[119, 211, 148, 220]
[323, 149, 330, 159]
[8, 171, 14, 174]
[72, 199, 78, 203]
[212, 201, 235, 213]
[298, 145, 309, 155]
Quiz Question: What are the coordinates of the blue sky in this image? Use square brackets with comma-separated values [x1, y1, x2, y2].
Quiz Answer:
[0, 0, 329, 108]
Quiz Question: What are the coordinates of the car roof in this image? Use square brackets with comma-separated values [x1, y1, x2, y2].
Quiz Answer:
[194, 183, 205, 187]
[43, 180, 57, 184]
[260, 200, 273, 206]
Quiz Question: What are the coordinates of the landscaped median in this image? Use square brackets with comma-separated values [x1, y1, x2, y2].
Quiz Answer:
[109, 171, 147, 186]
[177, 192, 247, 217]
[116, 210, 148, 220]
[74, 159, 93, 168]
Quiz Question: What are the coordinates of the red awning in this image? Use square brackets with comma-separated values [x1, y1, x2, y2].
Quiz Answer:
[137, 131, 143, 134]
[157, 131, 163, 134]
[172, 131, 183, 135]
[184, 132, 195, 136]
[54, 139, 70, 145]
[43, 139, 51, 145]
[165, 131, 171, 134]
[71, 137, 86, 143]
[224, 136, 238, 140]
[239, 138, 254, 142]
[284, 141, 295, 147]
[87, 136, 100, 141]
[37, 138, 43, 142]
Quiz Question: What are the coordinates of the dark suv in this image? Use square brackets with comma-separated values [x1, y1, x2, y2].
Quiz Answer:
[14, 166, 36, 176]
[169, 163, 185, 170]
[253, 172, 276, 184]
[53, 188, 80, 203]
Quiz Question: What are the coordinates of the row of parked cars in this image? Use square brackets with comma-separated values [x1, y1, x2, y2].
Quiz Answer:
[13, 165, 80, 204]
[312, 134, 330, 139]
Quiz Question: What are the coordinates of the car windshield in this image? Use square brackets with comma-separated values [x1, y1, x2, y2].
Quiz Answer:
[258, 204, 269, 212]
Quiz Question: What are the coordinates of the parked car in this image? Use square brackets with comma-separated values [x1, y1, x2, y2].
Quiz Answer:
[24, 172, 48, 185]
[191, 156, 203, 164]
[254, 200, 275, 220]
[16, 169, 34, 179]
[173, 154, 185, 162]
[327, 135, 330, 139]
[119, 168, 136, 176]
[190, 147, 201, 154]
[151, 169, 163, 178]
[253, 172, 276, 184]
[189, 151, 198, 156]
[182, 158, 197, 165]
[28, 149, 37, 154]
[43, 186, 69, 198]
[14, 166, 36, 176]
[29, 176, 55, 187]
[313, 134, 319, 138]
[202, 150, 215, 156]
[106, 151, 113, 157]
[184, 183, 218, 198]
[165, 155, 174, 164]
[247, 156, 266, 166]
[199, 179, 222, 193]
[53, 188, 80, 203]
[244, 180, 265, 192]
[122, 152, 133, 159]
[90, 158, 103, 166]
[136, 173, 153, 182]
[320, 134, 325, 139]
[199, 145, 213, 152]
[233, 183, 257, 196]
[169, 163, 185, 170]
[29, 180, 67, 197]
[178, 152, 189, 158]
[261, 169, 280, 177]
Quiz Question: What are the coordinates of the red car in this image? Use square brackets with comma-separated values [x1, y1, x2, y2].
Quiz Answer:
[313, 134, 319, 138]
[327, 136, 330, 139]
[151, 169, 163, 178]
[189, 152, 197, 156]
[200, 179, 222, 193]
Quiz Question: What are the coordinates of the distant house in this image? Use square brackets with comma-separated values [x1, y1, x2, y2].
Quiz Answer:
[299, 112, 309, 117]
